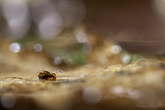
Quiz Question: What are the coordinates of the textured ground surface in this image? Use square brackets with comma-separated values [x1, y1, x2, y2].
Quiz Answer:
[0, 40, 165, 110]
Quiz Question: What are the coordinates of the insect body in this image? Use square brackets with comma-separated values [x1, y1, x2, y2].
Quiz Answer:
[38, 70, 57, 81]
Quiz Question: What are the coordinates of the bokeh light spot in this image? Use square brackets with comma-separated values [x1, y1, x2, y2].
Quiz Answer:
[110, 45, 122, 54]
[1, 93, 16, 109]
[38, 14, 63, 39]
[9, 42, 21, 53]
[82, 86, 102, 105]
[34, 43, 42, 52]
[76, 32, 87, 43]
[54, 57, 62, 65]
[121, 54, 131, 63]
[2, 0, 30, 39]
[111, 86, 124, 95]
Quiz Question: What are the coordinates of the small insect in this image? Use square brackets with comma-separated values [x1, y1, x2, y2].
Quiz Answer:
[37, 70, 62, 81]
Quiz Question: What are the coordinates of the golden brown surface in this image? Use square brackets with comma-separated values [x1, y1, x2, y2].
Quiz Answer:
[0, 39, 165, 110]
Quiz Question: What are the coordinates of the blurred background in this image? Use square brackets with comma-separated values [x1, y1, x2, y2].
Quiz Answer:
[84, 0, 165, 54]
[1, 0, 165, 65]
